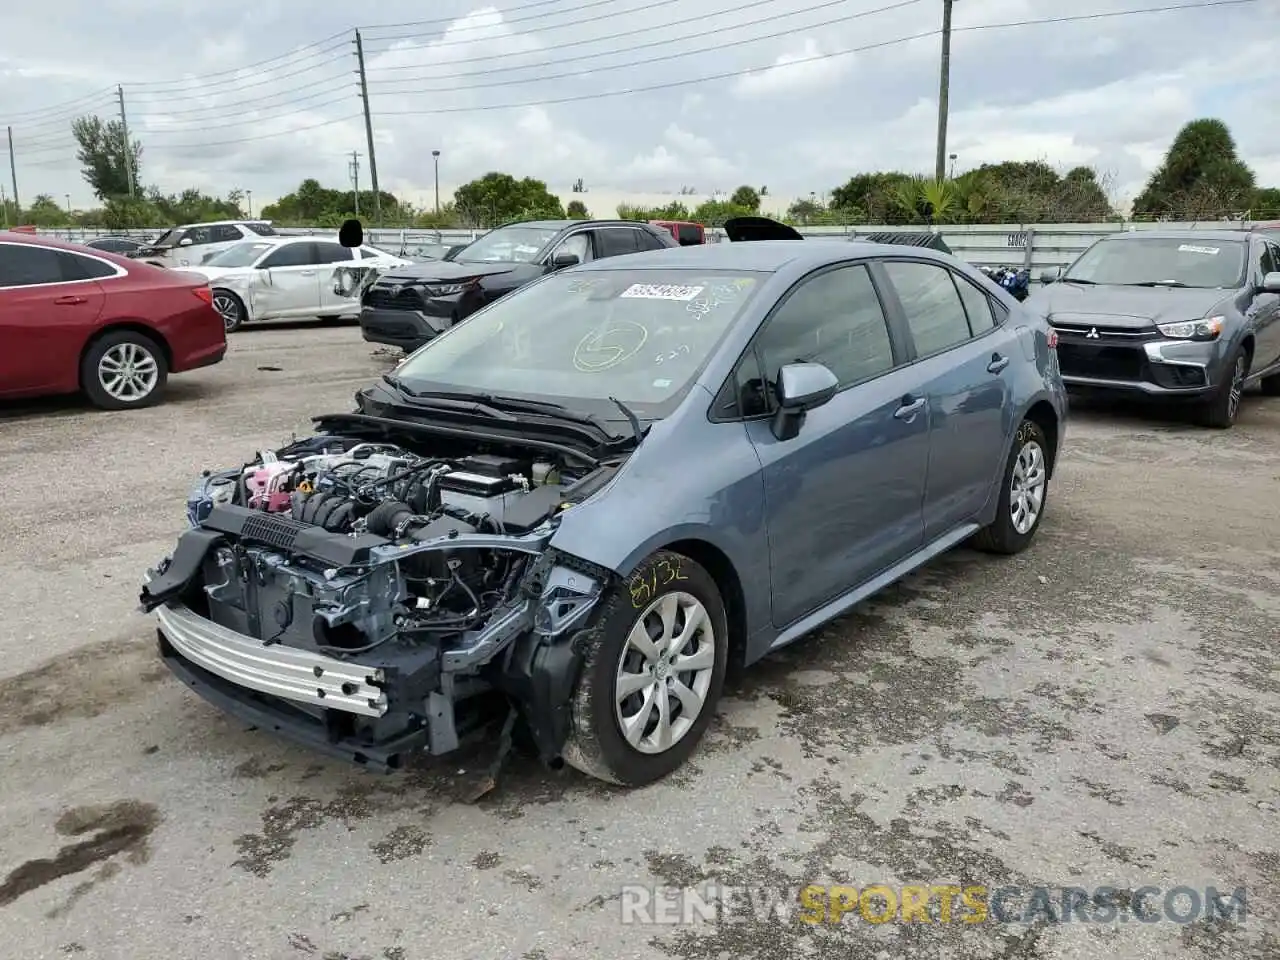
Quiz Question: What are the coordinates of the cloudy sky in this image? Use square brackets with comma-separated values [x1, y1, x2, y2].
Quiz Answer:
[3, 0, 1278, 216]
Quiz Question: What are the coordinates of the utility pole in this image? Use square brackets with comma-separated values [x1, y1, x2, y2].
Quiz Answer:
[934, 0, 954, 183]
[432, 150, 440, 215]
[1, 184, 8, 228]
[6, 126, 19, 214]
[349, 151, 361, 216]
[117, 85, 135, 198]
[354, 30, 380, 224]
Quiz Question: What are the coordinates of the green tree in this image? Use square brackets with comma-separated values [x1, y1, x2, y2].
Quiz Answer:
[786, 196, 825, 224]
[1132, 118, 1256, 219]
[71, 115, 142, 201]
[1253, 186, 1280, 218]
[259, 178, 402, 225]
[566, 199, 590, 218]
[729, 185, 761, 211]
[453, 172, 564, 227]
[617, 201, 691, 221]
[146, 187, 245, 224]
[25, 193, 70, 226]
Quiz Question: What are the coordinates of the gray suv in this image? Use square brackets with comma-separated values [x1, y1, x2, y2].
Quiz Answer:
[1026, 230, 1280, 427]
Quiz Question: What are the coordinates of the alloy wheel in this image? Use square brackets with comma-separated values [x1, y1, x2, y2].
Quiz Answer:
[98, 341, 159, 403]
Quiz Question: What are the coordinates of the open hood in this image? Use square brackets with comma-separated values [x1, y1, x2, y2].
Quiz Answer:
[722, 216, 804, 242]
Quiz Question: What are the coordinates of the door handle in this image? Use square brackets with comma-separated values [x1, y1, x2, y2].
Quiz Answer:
[894, 396, 926, 420]
[55, 295, 87, 305]
[987, 353, 1010, 373]
[299, 270, 317, 276]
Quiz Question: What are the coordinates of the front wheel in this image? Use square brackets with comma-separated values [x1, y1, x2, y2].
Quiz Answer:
[973, 418, 1050, 555]
[562, 550, 727, 787]
[1198, 347, 1247, 429]
[212, 289, 246, 333]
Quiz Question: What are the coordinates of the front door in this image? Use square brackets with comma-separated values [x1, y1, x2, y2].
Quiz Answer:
[876, 260, 1016, 539]
[312, 240, 359, 315]
[1248, 239, 1280, 374]
[251, 242, 322, 319]
[737, 261, 929, 627]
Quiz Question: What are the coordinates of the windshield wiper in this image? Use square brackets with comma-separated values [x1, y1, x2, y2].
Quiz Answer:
[380, 377, 516, 421]
[609, 396, 646, 444]
[401, 388, 626, 433]
[1124, 280, 1188, 287]
[1061, 277, 1096, 285]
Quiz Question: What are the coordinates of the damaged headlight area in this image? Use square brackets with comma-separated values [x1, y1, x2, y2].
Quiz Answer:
[142, 433, 616, 772]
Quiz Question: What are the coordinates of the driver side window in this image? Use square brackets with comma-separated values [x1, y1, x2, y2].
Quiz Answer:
[260, 243, 316, 269]
[1260, 242, 1278, 277]
[553, 232, 592, 264]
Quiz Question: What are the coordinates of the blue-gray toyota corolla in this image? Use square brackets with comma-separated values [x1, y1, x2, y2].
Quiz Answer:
[140, 217, 1068, 788]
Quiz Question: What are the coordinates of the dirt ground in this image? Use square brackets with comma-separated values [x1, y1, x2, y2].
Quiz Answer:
[1, 321, 1277, 960]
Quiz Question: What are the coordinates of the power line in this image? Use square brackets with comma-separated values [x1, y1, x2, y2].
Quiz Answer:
[0, 87, 118, 124]
[125, 31, 354, 89]
[374, 0, 1262, 118]
[134, 82, 358, 128]
[143, 95, 360, 136]
[358, 0, 633, 32]
[362, 0, 686, 46]
[144, 114, 366, 150]
[369, 0, 921, 94]
[126, 51, 352, 101]
[368, 0, 891, 81]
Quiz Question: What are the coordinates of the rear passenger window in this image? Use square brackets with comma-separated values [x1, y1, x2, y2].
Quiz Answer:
[63, 252, 118, 280]
[595, 228, 641, 258]
[756, 263, 895, 394]
[952, 274, 995, 334]
[883, 261, 972, 356]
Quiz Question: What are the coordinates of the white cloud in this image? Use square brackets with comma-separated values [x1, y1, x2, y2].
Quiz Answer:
[1, 0, 1277, 217]
[731, 38, 849, 97]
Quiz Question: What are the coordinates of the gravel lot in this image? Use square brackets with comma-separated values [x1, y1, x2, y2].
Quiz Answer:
[1, 321, 1278, 960]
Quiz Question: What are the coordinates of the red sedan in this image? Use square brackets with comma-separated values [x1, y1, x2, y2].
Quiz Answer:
[0, 231, 226, 409]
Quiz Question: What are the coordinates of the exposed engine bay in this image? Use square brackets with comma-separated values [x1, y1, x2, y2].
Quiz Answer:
[141, 428, 621, 772]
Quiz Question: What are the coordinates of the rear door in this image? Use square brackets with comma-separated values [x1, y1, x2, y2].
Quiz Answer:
[592, 226, 649, 260]
[729, 260, 929, 627]
[875, 259, 1018, 540]
[0, 242, 109, 395]
[251, 242, 322, 318]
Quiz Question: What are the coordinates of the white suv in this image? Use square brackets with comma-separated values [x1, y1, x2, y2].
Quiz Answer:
[132, 220, 278, 269]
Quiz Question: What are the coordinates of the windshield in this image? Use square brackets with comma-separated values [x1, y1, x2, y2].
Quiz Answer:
[204, 241, 275, 268]
[394, 268, 767, 420]
[1064, 237, 1246, 288]
[452, 225, 559, 263]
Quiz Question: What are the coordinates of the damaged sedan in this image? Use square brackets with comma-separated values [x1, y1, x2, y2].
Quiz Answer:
[141, 228, 1067, 787]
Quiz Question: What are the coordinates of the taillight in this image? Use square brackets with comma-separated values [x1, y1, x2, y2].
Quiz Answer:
[1046, 330, 1058, 349]
[192, 286, 213, 305]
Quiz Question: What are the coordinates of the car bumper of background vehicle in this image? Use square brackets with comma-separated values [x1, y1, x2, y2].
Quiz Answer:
[358, 307, 452, 350]
[1058, 336, 1218, 396]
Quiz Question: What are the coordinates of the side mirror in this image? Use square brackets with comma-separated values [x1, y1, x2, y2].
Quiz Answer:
[550, 250, 580, 269]
[178, 237, 193, 247]
[771, 362, 838, 441]
[1039, 266, 1062, 284]
[1261, 271, 1280, 294]
[339, 218, 364, 248]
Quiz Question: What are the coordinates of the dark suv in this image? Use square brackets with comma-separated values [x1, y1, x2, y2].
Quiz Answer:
[1025, 230, 1280, 427]
[359, 219, 678, 351]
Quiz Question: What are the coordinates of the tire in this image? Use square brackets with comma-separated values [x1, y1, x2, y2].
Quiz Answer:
[973, 418, 1050, 555]
[1197, 347, 1247, 429]
[80, 330, 169, 410]
[212, 289, 246, 333]
[562, 550, 728, 787]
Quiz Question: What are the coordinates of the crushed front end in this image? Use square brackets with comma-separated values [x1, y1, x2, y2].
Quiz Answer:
[141, 430, 615, 771]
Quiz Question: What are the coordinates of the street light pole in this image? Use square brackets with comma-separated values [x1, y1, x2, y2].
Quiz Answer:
[246, 190, 253, 218]
[432, 150, 441, 215]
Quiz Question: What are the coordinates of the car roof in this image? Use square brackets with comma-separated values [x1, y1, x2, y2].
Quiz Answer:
[1, 231, 104, 251]
[497, 219, 659, 231]
[1102, 229, 1251, 243]
[174, 219, 272, 229]
[574, 238, 952, 273]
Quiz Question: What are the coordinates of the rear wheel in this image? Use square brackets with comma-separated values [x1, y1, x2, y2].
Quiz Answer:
[80, 330, 168, 410]
[562, 550, 727, 787]
[212, 289, 246, 333]
[973, 418, 1049, 555]
[1198, 347, 1246, 429]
